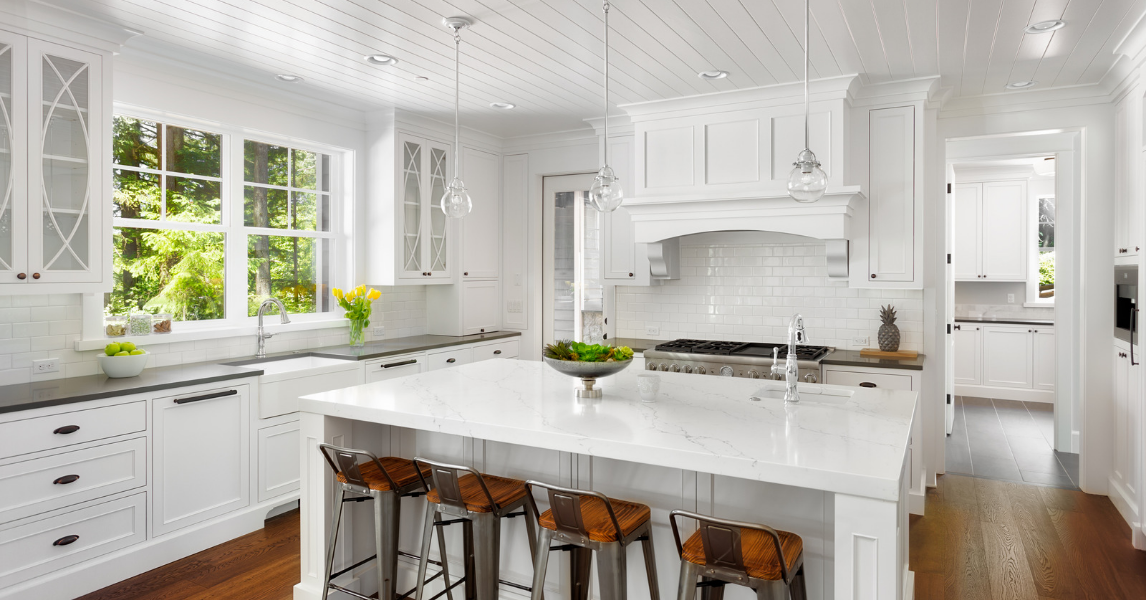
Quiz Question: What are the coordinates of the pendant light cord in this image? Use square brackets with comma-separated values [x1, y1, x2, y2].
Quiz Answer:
[803, 0, 809, 151]
[602, 1, 610, 167]
[453, 29, 461, 180]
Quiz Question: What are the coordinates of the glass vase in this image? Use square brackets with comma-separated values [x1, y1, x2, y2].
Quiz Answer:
[348, 319, 366, 347]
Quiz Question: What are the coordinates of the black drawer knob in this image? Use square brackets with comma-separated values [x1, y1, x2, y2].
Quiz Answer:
[53, 425, 80, 435]
[446, 358, 456, 363]
[53, 474, 81, 485]
[53, 535, 79, 546]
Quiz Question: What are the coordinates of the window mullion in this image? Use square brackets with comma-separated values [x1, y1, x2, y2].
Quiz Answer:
[226, 132, 249, 324]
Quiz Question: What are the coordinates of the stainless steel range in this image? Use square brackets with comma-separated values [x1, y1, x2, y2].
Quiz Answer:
[643, 339, 833, 381]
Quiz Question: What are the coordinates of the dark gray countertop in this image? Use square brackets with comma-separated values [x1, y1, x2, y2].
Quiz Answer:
[955, 316, 1054, 326]
[821, 349, 924, 371]
[613, 337, 660, 353]
[0, 362, 265, 415]
[0, 331, 522, 415]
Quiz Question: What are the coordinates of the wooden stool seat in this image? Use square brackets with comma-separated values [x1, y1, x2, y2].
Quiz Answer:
[334, 456, 431, 491]
[426, 472, 528, 513]
[680, 527, 803, 581]
[538, 496, 651, 542]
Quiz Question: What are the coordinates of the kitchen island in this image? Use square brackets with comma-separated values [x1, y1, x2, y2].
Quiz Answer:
[295, 359, 918, 600]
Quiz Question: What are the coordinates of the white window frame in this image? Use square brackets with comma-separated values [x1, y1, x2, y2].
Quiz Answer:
[80, 105, 355, 346]
[1026, 194, 1054, 306]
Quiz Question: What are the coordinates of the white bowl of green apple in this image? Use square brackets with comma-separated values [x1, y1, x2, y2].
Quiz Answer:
[97, 342, 150, 378]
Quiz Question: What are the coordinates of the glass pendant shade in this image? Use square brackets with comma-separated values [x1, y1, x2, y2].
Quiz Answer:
[440, 176, 472, 218]
[787, 148, 828, 203]
[589, 165, 624, 212]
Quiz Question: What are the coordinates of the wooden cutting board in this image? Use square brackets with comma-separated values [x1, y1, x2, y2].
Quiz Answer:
[859, 348, 919, 359]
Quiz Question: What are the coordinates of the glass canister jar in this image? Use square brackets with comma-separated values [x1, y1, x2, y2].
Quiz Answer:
[152, 313, 173, 334]
[105, 315, 127, 338]
[129, 313, 152, 336]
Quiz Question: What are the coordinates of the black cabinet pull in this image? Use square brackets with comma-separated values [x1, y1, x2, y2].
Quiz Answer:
[859, 382, 877, 388]
[382, 359, 417, 369]
[53, 535, 79, 546]
[174, 389, 238, 405]
[445, 358, 456, 363]
[493, 350, 502, 355]
[53, 474, 80, 485]
[53, 425, 80, 435]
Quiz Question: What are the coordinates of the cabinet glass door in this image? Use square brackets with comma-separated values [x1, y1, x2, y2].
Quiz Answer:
[401, 138, 423, 276]
[30, 41, 100, 282]
[427, 145, 448, 274]
[0, 37, 24, 283]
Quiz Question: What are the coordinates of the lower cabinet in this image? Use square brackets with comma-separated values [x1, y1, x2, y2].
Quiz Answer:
[956, 323, 1054, 402]
[152, 385, 250, 537]
[1111, 341, 1141, 523]
[952, 325, 981, 385]
[982, 326, 1033, 388]
[257, 421, 300, 503]
[364, 353, 426, 384]
[426, 346, 474, 371]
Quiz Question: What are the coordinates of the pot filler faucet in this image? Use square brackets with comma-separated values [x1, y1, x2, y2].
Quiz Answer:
[256, 298, 291, 359]
[770, 313, 808, 403]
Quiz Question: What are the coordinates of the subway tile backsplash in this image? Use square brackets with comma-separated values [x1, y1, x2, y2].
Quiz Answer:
[615, 240, 924, 351]
[0, 287, 426, 386]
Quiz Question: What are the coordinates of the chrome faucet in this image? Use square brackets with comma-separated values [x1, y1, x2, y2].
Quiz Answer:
[256, 298, 291, 359]
[770, 314, 807, 403]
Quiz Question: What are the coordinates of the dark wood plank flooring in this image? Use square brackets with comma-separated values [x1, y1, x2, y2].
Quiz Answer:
[81, 475, 1146, 600]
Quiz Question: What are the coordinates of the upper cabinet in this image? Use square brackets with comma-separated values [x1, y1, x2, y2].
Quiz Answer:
[600, 135, 650, 284]
[953, 180, 1028, 281]
[1115, 97, 1141, 258]
[867, 106, 916, 283]
[459, 146, 499, 280]
[0, 32, 109, 293]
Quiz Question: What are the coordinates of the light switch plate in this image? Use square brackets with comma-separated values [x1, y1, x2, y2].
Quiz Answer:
[372, 326, 385, 337]
[1007, 293, 1015, 304]
[852, 336, 869, 347]
[33, 358, 59, 374]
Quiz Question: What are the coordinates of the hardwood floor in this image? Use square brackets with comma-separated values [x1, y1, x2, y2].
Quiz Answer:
[80, 475, 1146, 600]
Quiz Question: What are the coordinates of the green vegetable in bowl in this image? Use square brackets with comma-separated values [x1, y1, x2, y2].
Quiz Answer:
[543, 341, 634, 362]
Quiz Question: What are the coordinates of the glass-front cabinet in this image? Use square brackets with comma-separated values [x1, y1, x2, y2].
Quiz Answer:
[396, 132, 452, 283]
[0, 31, 106, 291]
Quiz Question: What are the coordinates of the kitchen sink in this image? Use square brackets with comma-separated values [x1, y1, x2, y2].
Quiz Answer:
[750, 383, 854, 404]
[228, 355, 354, 379]
[225, 354, 362, 418]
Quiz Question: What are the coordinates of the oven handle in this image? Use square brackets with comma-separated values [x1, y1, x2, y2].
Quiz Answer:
[1133, 307, 1139, 366]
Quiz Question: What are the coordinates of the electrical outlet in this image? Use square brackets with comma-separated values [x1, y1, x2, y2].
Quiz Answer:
[1007, 293, 1015, 304]
[372, 326, 385, 337]
[33, 358, 59, 374]
[507, 300, 523, 313]
[645, 324, 661, 336]
[852, 336, 869, 347]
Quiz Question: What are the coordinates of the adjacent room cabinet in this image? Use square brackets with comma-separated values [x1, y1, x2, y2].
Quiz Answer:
[0, 30, 110, 293]
[954, 322, 1054, 402]
[953, 180, 1028, 281]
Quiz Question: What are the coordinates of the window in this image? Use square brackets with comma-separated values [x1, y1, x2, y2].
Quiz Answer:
[1029, 195, 1054, 304]
[100, 113, 344, 335]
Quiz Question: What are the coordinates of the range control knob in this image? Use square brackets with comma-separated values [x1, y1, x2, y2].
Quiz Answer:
[683, 365, 694, 373]
[748, 370, 760, 379]
[696, 366, 706, 375]
[646, 362, 658, 371]
[670, 364, 681, 373]
[659, 363, 670, 372]
[719, 366, 734, 377]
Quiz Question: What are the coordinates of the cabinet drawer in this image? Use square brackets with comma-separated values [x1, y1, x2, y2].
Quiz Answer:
[0, 492, 146, 589]
[0, 401, 146, 460]
[822, 369, 913, 391]
[0, 438, 146, 525]
[472, 339, 519, 361]
[364, 354, 425, 384]
[426, 347, 473, 371]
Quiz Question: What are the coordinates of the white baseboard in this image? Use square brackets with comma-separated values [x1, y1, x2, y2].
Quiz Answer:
[1106, 476, 1142, 551]
[903, 569, 915, 600]
[955, 384, 1054, 403]
[1, 494, 299, 600]
[909, 490, 926, 516]
[1071, 431, 1080, 453]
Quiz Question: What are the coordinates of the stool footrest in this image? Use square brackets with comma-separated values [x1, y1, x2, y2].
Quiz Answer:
[342, 495, 372, 503]
[398, 567, 446, 599]
[548, 543, 579, 552]
[328, 582, 375, 600]
[330, 553, 377, 580]
[499, 579, 532, 592]
[696, 580, 727, 589]
[503, 510, 527, 519]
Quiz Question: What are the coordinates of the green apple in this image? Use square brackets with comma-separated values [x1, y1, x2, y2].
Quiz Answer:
[105, 342, 121, 356]
[120, 341, 136, 352]
[129, 349, 145, 356]
[114, 351, 130, 357]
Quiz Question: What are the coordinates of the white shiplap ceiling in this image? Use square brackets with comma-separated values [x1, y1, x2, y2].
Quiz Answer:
[39, 0, 1146, 137]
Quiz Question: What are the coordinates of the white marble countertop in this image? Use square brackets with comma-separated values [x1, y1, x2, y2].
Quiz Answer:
[300, 359, 918, 501]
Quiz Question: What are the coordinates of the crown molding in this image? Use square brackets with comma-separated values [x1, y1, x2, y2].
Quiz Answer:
[618, 75, 858, 121]
[0, 0, 140, 52]
[938, 83, 1112, 119]
[849, 76, 941, 108]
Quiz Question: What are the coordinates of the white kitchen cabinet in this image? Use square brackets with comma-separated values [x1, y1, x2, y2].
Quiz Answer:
[868, 106, 916, 282]
[1032, 328, 1056, 391]
[600, 135, 650, 284]
[0, 32, 109, 292]
[0, 400, 145, 460]
[364, 353, 425, 384]
[426, 279, 500, 336]
[1111, 341, 1141, 525]
[472, 338, 519, 361]
[952, 324, 982, 386]
[426, 347, 473, 371]
[982, 326, 1033, 388]
[257, 421, 300, 503]
[953, 181, 1027, 281]
[1114, 98, 1141, 257]
[460, 146, 500, 279]
[151, 385, 250, 536]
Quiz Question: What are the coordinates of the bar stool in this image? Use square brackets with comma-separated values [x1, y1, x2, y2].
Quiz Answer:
[413, 458, 539, 600]
[669, 510, 805, 600]
[524, 481, 660, 600]
[318, 444, 453, 600]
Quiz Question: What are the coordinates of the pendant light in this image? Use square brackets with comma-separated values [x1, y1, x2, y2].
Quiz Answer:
[589, 2, 623, 213]
[441, 17, 473, 218]
[787, 0, 827, 203]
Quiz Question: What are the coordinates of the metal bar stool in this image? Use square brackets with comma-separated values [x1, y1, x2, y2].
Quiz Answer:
[524, 481, 661, 600]
[318, 443, 453, 600]
[668, 510, 806, 600]
[413, 457, 539, 600]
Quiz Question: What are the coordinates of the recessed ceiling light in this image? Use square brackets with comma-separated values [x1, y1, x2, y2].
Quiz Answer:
[276, 74, 303, 83]
[365, 54, 399, 66]
[490, 102, 515, 110]
[1006, 80, 1037, 90]
[1025, 19, 1065, 34]
[698, 70, 729, 80]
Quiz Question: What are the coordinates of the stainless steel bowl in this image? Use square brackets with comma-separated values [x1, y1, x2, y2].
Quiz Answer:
[543, 357, 633, 398]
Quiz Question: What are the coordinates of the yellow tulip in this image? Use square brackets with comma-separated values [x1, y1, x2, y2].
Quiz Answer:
[356, 284, 367, 296]
[332, 288, 343, 300]
[368, 289, 381, 301]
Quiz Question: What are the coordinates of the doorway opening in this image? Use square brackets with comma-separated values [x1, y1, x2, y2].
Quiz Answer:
[542, 173, 605, 345]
